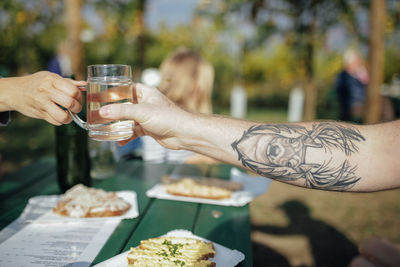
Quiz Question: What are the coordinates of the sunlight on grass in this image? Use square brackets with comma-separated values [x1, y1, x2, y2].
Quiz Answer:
[215, 108, 288, 123]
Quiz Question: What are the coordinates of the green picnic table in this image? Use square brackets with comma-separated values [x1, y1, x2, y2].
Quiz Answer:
[0, 158, 252, 266]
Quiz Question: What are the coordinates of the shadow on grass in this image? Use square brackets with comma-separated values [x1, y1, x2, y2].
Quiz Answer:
[252, 240, 291, 267]
[252, 199, 359, 267]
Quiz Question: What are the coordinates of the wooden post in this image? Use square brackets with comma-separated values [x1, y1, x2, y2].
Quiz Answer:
[65, 0, 84, 80]
[303, 15, 317, 122]
[135, 0, 147, 80]
[365, 0, 386, 124]
[303, 82, 317, 121]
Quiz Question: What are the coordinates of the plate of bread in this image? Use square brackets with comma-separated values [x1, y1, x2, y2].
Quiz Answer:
[146, 175, 254, 207]
[30, 184, 139, 223]
[94, 229, 245, 267]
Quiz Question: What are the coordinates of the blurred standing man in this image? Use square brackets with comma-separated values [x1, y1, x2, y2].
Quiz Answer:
[335, 49, 369, 123]
[47, 41, 73, 78]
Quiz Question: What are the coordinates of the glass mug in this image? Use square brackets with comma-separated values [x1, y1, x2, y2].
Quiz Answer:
[69, 64, 135, 141]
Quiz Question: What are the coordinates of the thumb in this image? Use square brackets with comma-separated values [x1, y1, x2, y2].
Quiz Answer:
[99, 103, 139, 121]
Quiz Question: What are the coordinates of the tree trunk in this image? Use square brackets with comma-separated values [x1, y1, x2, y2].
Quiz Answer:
[135, 0, 147, 79]
[303, 81, 317, 121]
[303, 16, 317, 121]
[365, 0, 386, 124]
[65, 0, 84, 80]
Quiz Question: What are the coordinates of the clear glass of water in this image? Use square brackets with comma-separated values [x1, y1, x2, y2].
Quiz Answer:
[70, 64, 135, 141]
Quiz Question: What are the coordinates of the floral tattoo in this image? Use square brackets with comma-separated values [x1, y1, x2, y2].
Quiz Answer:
[231, 123, 366, 191]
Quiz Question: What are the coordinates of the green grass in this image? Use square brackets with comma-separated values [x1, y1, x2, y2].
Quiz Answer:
[215, 107, 288, 123]
[250, 182, 400, 266]
[246, 108, 287, 123]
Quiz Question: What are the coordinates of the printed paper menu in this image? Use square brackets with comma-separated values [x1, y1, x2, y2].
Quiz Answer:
[0, 220, 119, 267]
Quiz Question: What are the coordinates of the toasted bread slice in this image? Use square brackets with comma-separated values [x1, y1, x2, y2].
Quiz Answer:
[162, 176, 243, 191]
[165, 178, 232, 200]
[53, 184, 131, 218]
[127, 236, 216, 267]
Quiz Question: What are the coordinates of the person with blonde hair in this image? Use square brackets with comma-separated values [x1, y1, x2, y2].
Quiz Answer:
[141, 48, 216, 163]
[158, 47, 214, 114]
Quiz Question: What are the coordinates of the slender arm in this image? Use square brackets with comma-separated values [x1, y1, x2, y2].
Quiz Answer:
[0, 72, 84, 125]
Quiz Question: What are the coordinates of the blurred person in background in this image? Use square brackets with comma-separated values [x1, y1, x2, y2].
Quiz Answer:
[335, 49, 369, 124]
[141, 47, 217, 164]
[47, 41, 73, 79]
[159, 48, 213, 114]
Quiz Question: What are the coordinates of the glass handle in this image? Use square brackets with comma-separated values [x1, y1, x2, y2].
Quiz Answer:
[69, 110, 89, 130]
[69, 85, 88, 130]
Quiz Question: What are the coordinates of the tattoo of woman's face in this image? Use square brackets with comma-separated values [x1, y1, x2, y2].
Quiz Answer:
[231, 123, 365, 191]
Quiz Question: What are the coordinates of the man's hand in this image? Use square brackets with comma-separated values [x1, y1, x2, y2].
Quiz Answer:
[99, 83, 191, 150]
[350, 237, 400, 267]
[0, 71, 85, 125]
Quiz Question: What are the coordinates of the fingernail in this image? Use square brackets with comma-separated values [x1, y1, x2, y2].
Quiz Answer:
[100, 106, 110, 117]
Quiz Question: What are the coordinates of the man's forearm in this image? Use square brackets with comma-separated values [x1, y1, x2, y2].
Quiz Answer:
[231, 121, 367, 191]
[178, 113, 254, 166]
[98, 84, 400, 192]
[178, 114, 400, 192]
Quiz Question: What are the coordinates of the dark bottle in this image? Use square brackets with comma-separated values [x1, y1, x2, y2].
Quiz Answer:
[54, 76, 91, 192]
[55, 121, 91, 192]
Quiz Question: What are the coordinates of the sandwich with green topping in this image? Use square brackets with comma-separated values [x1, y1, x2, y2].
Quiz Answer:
[127, 236, 216, 266]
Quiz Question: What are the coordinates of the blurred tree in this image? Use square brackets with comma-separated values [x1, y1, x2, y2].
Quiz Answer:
[85, 0, 147, 80]
[249, 0, 358, 120]
[199, 0, 368, 119]
[0, 0, 398, 116]
[136, 0, 147, 78]
[65, 0, 84, 80]
[0, 0, 64, 75]
[365, 0, 386, 124]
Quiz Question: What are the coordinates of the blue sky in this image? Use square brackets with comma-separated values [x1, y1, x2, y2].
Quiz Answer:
[83, 0, 199, 35]
[146, 0, 199, 31]
[80, 0, 376, 55]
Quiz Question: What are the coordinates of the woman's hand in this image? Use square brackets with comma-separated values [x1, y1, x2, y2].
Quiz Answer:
[0, 71, 85, 125]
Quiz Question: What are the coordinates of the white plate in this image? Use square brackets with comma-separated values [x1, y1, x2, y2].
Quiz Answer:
[146, 184, 253, 206]
[28, 191, 139, 224]
[146, 170, 271, 207]
[93, 229, 245, 267]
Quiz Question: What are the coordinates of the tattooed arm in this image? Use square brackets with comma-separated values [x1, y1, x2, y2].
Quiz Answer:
[99, 83, 400, 192]
[230, 122, 396, 191]
[176, 115, 399, 192]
